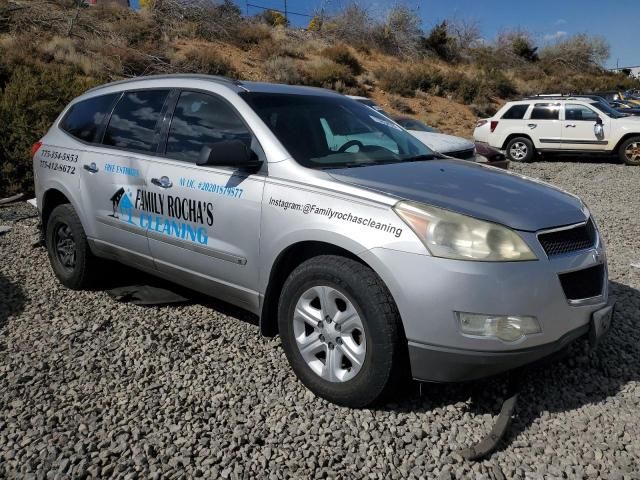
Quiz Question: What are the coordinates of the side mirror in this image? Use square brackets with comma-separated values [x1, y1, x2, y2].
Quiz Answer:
[197, 140, 261, 170]
[596, 117, 603, 125]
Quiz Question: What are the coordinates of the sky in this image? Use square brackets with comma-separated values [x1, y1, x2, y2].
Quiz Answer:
[129, 0, 638, 68]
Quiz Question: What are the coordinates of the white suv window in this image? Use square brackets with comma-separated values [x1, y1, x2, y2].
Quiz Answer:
[530, 103, 561, 120]
[501, 104, 529, 120]
[565, 104, 600, 122]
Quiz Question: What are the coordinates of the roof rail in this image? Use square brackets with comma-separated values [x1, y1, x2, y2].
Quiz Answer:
[522, 94, 597, 101]
[85, 74, 243, 94]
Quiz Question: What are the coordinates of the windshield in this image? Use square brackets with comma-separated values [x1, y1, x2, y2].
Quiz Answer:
[592, 101, 627, 119]
[241, 92, 434, 169]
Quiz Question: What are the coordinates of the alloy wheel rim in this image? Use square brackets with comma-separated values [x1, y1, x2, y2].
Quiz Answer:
[625, 142, 640, 163]
[510, 142, 528, 161]
[293, 285, 366, 383]
[54, 223, 76, 270]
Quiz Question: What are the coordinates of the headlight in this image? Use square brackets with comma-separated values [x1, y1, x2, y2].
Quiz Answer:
[394, 201, 537, 261]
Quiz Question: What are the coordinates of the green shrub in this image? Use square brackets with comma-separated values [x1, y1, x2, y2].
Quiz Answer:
[264, 56, 302, 84]
[0, 63, 96, 197]
[321, 44, 362, 75]
[302, 58, 355, 89]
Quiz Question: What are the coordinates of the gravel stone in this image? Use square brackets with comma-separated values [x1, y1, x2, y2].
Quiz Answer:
[1, 160, 639, 478]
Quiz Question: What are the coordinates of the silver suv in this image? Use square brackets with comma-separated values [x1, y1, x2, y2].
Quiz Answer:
[33, 75, 615, 407]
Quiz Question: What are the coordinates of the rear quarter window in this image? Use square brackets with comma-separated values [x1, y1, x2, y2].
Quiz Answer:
[501, 104, 529, 120]
[59, 93, 119, 143]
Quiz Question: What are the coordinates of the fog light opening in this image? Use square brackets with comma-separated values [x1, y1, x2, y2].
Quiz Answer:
[456, 312, 541, 342]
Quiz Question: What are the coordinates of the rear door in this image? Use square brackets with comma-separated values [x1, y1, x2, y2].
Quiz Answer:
[562, 103, 609, 150]
[527, 103, 562, 148]
[146, 90, 266, 311]
[80, 89, 172, 269]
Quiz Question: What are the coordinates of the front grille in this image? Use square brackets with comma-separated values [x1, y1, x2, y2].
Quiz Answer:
[559, 264, 604, 300]
[538, 219, 596, 256]
[447, 148, 476, 160]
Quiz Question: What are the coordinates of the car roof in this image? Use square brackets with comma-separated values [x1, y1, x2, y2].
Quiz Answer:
[85, 74, 343, 98]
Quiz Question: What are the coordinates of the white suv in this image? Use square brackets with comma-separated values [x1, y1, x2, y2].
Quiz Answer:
[474, 96, 640, 165]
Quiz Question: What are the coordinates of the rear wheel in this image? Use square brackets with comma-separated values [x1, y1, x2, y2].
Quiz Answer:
[278, 255, 407, 407]
[46, 204, 99, 289]
[506, 137, 535, 162]
[619, 136, 640, 166]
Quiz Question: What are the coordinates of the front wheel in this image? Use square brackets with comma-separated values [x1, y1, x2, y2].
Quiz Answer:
[619, 136, 640, 166]
[506, 137, 535, 162]
[278, 255, 407, 407]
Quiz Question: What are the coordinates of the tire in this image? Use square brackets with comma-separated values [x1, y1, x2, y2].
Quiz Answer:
[505, 137, 535, 162]
[277, 255, 408, 407]
[619, 136, 640, 166]
[45, 204, 99, 290]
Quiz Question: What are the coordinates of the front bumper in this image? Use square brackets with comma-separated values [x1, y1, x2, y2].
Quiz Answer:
[409, 323, 587, 382]
[360, 233, 609, 382]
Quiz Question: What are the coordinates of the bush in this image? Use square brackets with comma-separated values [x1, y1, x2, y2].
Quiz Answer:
[388, 95, 413, 114]
[232, 22, 272, 49]
[259, 9, 288, 27]
[256, 37, 306, 60]
[325, 5, 373, 51]
[373, 6, 421, 56]
[540, 34, 610, 71]
[172, 48, 237, 77]
[321, 44, 362, 74]
[0, 63, 96, 197]
[420, 21, 458, 62]
[376, 65, 443, 96]
[302, 58, 354, 89]
[264, 56, 302, 84]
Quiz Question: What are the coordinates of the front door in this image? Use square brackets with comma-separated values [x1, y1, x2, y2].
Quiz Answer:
[562, 103, 609, 151]
[145, 90, 265, 312]
[81, 89, 172, 269]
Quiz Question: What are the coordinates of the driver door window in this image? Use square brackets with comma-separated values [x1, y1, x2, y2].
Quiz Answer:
[165, 91, 252, 163]
[565, 104, 599, 122]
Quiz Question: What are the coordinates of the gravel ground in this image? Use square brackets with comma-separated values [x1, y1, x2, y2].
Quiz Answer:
[1, 159, 639, 479]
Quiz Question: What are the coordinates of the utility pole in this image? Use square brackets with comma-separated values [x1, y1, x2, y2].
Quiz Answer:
[284, 0, 287, 24]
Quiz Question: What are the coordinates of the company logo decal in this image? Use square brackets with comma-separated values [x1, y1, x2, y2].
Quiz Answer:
[110, 188, 214, 245]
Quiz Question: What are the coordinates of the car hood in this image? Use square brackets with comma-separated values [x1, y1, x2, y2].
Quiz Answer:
[408, 130, 475, 153]
[328, 160, 587, 232]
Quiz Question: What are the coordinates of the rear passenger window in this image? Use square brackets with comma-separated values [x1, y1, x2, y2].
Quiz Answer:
[103, 90, 169, 152]
[501, 104, 529, 120]
[166, 91, 252, 163]
[530, 103, 560, 120]
[60, 93, 119, 143]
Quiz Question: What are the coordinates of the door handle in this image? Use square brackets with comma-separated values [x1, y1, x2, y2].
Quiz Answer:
[565, 124, 576, 128]
[83, 162, 98, 173]
[151, 176, 172, 188]
[527, 123, 537, 129]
